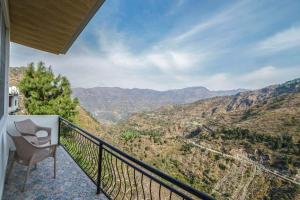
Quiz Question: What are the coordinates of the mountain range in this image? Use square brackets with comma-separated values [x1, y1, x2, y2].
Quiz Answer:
[109, 78, 300, 200]
[72, 86, 245, 123]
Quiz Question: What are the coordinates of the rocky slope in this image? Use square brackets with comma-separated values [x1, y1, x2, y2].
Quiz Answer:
[72, 86, 245, 123]
[109, 78, 300, 200]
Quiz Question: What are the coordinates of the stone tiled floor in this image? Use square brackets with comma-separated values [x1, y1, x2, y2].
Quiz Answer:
[3, 147, 108, 200]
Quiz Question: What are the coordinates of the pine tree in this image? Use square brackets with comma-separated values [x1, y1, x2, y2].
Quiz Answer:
[19, 62, 78, 121]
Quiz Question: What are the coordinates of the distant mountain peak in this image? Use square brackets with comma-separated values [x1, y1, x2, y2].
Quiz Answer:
[72, 86, 245, 123]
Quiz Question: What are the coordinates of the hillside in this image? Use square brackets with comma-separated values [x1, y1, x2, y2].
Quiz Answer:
[72, 86, 245, 123]
[109, 78, 300, 200]
[10, 66, 300, 199]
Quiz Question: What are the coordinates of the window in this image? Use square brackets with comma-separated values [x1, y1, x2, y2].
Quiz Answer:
[8, 96, 12, 107]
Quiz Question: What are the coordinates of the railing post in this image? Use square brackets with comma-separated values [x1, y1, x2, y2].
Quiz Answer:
[96, 143, 103, 194]
[58, 116, 61, 145]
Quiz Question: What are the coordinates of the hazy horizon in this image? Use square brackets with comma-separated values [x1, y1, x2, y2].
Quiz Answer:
[9, 66, 298, 92]
[10, 0, 300, 91]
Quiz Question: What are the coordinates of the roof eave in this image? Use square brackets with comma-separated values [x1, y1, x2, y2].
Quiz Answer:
[60, 0, 105, 54]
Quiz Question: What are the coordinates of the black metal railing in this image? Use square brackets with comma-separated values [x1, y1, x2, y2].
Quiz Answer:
[58, 117, 214, 200]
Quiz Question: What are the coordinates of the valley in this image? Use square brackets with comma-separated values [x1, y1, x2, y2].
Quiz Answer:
[105, 78, 300, 199]
[9, 67, 300, 200]
[72, 86, 244, 123]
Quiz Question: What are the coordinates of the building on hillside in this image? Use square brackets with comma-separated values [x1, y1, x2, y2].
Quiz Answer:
[8, 86, 19, 114]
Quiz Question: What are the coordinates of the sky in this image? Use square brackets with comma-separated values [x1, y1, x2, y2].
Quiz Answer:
[10, 0, 300, 91]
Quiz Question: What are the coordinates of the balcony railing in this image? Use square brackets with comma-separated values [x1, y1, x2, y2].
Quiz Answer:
[58, 117, 214, 200]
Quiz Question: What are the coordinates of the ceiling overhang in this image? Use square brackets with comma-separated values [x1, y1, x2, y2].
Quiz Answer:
[9, 0, 105, 54]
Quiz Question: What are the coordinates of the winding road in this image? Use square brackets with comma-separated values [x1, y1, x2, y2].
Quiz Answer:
[188, 141, 300, 186]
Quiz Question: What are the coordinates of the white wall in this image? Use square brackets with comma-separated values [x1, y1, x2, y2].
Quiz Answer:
[0, 119, 8, 200]
[0, 0, 9, 198]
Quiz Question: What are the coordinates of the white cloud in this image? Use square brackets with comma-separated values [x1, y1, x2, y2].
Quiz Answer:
[170, 0, 251, 44]
[257, 26, 300, 54]
[145, 50, 201, 72]
[10, 28, 206, 90]
[9, 1, 300, 91]
[237, 66, 300, 89]
[10, 40, 300, 90]
[184, 66, 300, 90]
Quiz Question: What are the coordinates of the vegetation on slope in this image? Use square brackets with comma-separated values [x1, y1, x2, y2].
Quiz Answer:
[108, 78, 300, 200]
[10, 66, 300, 199]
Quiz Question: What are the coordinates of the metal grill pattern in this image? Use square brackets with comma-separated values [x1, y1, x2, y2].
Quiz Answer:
[59, 117, 214, 200]
[59, 120, 99, 183]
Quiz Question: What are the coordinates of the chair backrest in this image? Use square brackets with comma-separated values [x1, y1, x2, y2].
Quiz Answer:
[7, 132, 36, 163]
[14, 119, 37, 135]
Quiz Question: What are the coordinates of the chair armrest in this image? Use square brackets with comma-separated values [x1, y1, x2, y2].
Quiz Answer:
[32, 143, 58, 150]
[31, 143, 58, 156]
[20, 132, 37, 136]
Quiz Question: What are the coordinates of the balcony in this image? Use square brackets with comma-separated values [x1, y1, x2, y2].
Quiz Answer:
[3, 115, 213, 200]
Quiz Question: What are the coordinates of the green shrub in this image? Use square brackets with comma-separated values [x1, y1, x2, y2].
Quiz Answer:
[153, 137, 161, 144]
[141, 130, 162, 137]
[214, 154, 220, 160]
[180, 143, 194, 154]
[219, 163, 226, 170]
[121, 130, 140, 142]
[19, 62, 78, 121]
[241, 109, 256, 120]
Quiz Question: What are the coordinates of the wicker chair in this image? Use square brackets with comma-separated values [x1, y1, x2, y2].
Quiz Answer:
[6, 132, 57, 192]
[14, 119, 51, 145]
